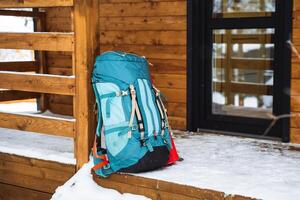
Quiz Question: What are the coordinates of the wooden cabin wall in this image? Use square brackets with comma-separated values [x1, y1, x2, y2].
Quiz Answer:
[45, 7, 74, 116]
[98, 0, 187, 130]
[44, 1, 300, 141]
[292, 1, 300, 143]
[45, 1, 187, 130]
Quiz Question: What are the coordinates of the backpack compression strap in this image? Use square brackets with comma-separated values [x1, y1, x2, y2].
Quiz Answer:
[92, 132, 109, 171]
[153, 85, 169, 137]
[129, 85, 145, 140]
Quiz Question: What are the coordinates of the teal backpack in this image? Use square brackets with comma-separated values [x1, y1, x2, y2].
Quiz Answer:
[92, 51, 173, 177]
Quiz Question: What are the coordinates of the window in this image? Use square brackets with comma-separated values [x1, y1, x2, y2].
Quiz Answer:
[188, 0, 292, 141]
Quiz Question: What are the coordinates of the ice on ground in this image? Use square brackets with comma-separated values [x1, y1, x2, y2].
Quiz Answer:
[51, 160, 150, 200]
[137, 134, 300, 200]
[0, 128, 75, 164]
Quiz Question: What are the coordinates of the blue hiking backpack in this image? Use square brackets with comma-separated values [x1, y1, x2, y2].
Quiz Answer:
[92, 51, 172, 177]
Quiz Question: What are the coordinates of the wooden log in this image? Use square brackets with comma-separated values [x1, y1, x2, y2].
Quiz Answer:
[0, 183, 52, 200]
[0, 0, 74, 8]
[0, 32, 74, 52]
[291, 128, 300, 143]
[0, 61, 38, 72]
[0, 90, 40, 101]
[152, 74, 186, 89]
[0, 112, 75, 137]
[73, 0, 99, 169]
[0, 71, 75, 96]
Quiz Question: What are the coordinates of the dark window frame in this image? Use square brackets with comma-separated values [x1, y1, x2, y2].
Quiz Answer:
[187, 0, 293, 142]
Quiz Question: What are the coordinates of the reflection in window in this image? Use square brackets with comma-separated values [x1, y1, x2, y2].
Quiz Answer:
[212, 28, 274, 118]
[213, 0, 276, 18]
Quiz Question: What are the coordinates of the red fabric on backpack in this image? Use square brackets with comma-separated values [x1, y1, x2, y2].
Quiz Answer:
[167, 133, 179, 165]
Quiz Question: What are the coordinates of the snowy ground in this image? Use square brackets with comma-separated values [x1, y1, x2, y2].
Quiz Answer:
[51, 160, 150, 200]
[1, 103, 300, 199]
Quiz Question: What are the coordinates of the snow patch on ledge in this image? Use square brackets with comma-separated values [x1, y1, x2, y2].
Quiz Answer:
[136, 134, 300, 200]
[51, 160, 150, 200]
[0, 128, 75, 165]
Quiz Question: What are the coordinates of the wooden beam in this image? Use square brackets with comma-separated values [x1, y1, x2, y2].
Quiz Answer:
[215, 58, 273, 70]
[0, 112, 75, 137]
[73, 0, 99, 169]
[0, 71, 75, 96]
[214, 82, 273, 95]
[0, 61, 38, 72]
[214, 33, 274, 44]
[0, 0, 74, 8]
[0, 9, 45, 18]
[0, 32, 74, 52]
[0, 90, 40, 101]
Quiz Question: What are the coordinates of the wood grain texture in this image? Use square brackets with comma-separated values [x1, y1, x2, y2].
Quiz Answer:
[73, 0, 99, 169]
[0, 183, 52, 200]
[92, 173, 254, 200]
[0, 71, 75, 96]
[0, 61, 38, 72]
[0, 90, 40, 102]
[0, 0, 74, 8]
[0, 112, 75, 137]
[0, 32, 74, 51]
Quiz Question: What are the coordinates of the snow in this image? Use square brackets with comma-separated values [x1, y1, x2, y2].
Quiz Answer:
[136, 133, 300, 200]
[0, 102, 75, 164]
[51, 160, 150, 200]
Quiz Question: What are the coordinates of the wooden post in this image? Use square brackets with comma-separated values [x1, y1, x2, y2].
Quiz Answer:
[73, 0, 99, 169]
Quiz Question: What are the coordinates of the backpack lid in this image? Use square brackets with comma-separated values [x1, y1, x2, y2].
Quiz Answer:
[93, 51, 151, 84]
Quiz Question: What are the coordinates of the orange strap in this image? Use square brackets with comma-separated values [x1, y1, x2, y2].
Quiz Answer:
[92, 159, 109, 171]
[92, 133, 109, 171]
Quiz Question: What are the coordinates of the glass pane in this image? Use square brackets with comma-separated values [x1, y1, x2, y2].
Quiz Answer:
[212, 28, 274, 118]
[213, 0, 276, 18]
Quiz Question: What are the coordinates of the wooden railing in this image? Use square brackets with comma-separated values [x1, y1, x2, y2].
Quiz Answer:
[0, 0, 99, 169]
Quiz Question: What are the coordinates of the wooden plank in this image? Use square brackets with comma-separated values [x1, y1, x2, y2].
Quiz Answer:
[0, 152, 75, 173]
[0, 0, 74, 8]
[0, 169, 63, 193]
[291, 114, 300, 128]
[291, 128, 300, 144]
[291, 96, 300, 112]
[292, 61, 300, 78]
[159, 88, 186, 103]
[166, 102, 186, 118]
[0, 90, 40, 101]
[0, 160, 73, 182]
[73, 0, 99, 169]
[0, 61, 38, 72]
[0, 112, 75, 137]
[169, 116, 186, 130]
[149, 59, 186, 74]
[49, 102, 74, 116]
[100, 45, 186, 60]
[0, 32, 74, 52]
[0, 9, 45, 18]
[99, 16, 186, 31]
[99, 2, 186, 17]
[0, 71, 75, 96]
[291, 80, 300, 96]
[0, 183, 52, 200]
[100, 0, 185, 2]
[93, 173, 253, 200]
[152, 74, 186, 89]
[100, 31, 186, 45]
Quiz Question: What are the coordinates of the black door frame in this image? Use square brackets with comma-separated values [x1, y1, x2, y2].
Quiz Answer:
[187, 0, 293, 142]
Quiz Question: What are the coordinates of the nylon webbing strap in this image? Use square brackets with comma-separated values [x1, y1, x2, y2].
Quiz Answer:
[153, 85, 169, 136]
[129, 85, 145, 140]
